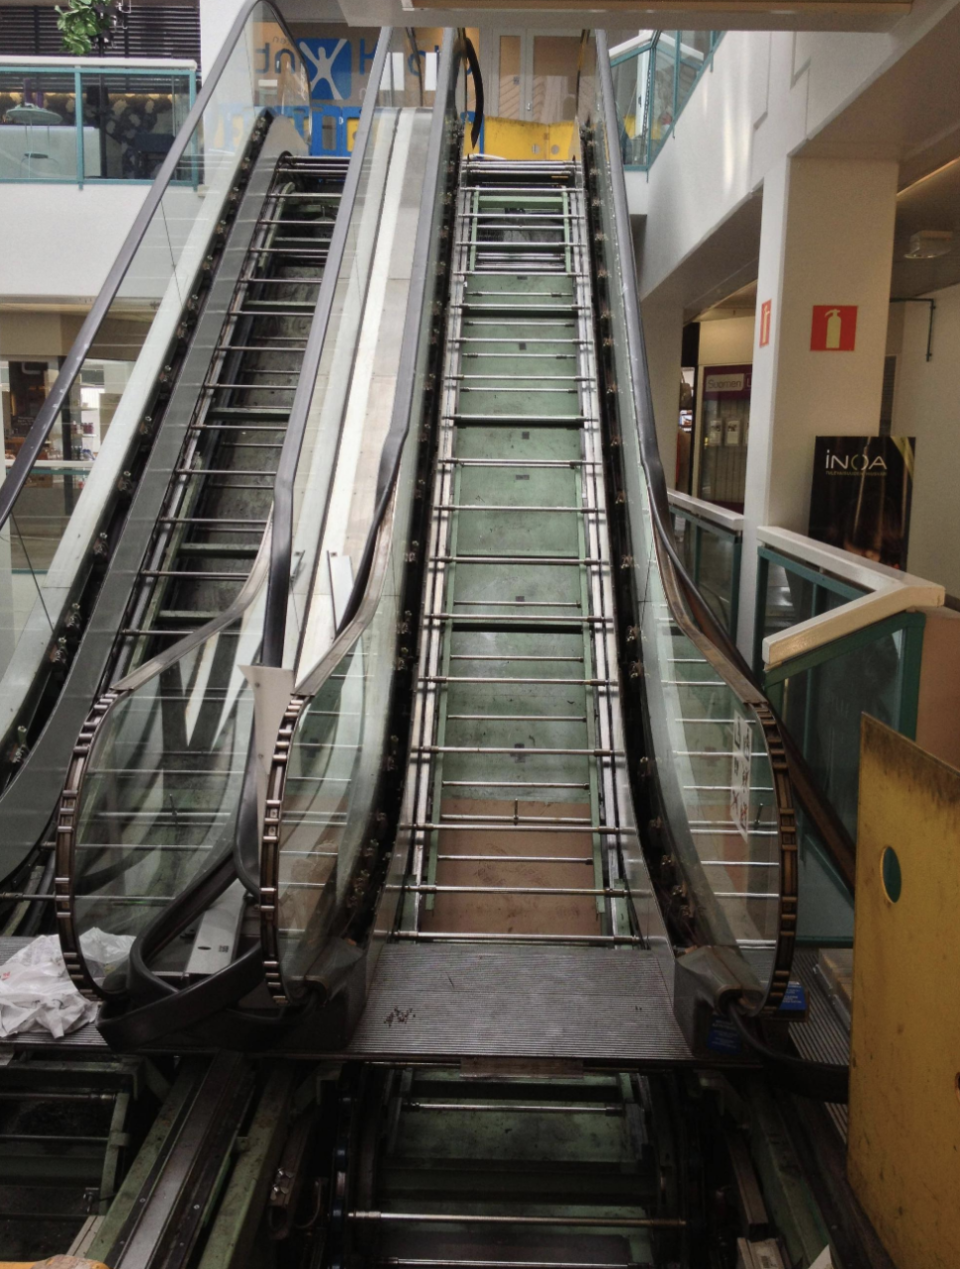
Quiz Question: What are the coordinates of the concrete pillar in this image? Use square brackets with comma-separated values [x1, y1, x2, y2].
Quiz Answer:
[641, 289, 685, 489]
[737, 155, 898, 661]
[200, 0, 248, 78]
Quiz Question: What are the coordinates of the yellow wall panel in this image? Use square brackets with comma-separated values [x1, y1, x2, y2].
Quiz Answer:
[848, 716, 960, 1269]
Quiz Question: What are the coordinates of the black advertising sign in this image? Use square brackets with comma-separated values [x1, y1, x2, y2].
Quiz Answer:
[809, 437, 915, 570]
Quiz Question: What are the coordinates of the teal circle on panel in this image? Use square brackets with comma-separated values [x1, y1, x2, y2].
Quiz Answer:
[881, 846, 902, 903]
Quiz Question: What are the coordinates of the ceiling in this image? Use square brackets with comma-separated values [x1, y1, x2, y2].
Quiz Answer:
[336, 0, 912, 33]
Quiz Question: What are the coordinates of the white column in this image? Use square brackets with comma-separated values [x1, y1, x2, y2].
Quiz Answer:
[737, 155, 898, 661]
[200, 0, 249, 79]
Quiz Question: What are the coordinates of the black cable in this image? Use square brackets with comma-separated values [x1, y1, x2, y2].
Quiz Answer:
[726, 1003, 849, 1103]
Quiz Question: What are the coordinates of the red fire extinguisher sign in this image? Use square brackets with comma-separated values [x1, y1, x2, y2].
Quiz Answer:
[810, 305, 857, 352]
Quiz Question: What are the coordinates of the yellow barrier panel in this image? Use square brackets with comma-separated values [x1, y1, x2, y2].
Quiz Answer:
[466, 117, 578, 162]
[848, 717, 960, 1269]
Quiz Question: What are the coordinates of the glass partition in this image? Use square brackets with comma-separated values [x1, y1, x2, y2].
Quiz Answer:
[670, 503, 742, 638]
[608, 30, 721, 171]
[765, 610, 925, 842]
[0, 3, 308, 779]
[0, 62, 195, 184]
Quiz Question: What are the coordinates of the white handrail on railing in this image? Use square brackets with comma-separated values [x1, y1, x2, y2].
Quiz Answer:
[758, 525, 945, 669]
[668, 489, 744, 534]
[0, 56, 197, 70]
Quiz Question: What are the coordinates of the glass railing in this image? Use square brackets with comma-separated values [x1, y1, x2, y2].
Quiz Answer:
[758, 543, 925, 844]
[0, 2, 309, 861]
[0, 57, 196, 184]
[669, 492, 742, 639]
[608, 30, 722, 170]
[590, 33, 793, 1012]
[59, 28, 403, 1002]
[260, 30, 466, 1007]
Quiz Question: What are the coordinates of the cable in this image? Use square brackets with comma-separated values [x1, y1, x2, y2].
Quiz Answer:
[726, 1003, 850, 1103]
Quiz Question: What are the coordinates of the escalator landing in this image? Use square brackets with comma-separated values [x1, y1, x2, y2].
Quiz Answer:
[344, 942, 692, 1065]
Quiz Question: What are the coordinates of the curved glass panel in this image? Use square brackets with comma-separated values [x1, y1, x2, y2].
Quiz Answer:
[72, 608, 258, 980]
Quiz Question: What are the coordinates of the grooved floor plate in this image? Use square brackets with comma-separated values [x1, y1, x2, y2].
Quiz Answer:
[347, 943, 693, 1063]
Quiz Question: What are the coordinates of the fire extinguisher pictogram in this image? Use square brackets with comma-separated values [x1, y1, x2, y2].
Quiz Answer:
[811, 304, 857, 352]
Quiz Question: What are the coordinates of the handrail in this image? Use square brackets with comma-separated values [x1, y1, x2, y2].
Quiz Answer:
[757, 525, 944, 668]
[0, 0, 297, 532]
[668, 490, 744, 535]
[259, 30, 462, 1007]
[595, 31, 800, 1010]
[597, 29, 856, 896]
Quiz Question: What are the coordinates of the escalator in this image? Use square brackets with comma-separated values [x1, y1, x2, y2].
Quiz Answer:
[46, 25, 851, 1060]
[254, 35, 799, 1055]
[0, 11, 412, 1036]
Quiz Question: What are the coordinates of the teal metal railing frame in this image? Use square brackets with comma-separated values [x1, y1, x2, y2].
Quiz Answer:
[609, 30, 722, 171]
[753, 544, 864, 675]
[670, 502, 742, 639]
[0, 60, 196, 188]
[763, 609, 926, 744]
[755, 543, 926, 853]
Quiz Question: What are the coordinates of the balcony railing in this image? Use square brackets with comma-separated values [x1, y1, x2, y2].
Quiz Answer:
[668, 489, 742, 639]
[0, 55, 196, 184]
[608, 31, 721, 171]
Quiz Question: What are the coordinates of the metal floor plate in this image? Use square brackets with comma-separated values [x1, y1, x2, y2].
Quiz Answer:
[347, 942, 692, 1064]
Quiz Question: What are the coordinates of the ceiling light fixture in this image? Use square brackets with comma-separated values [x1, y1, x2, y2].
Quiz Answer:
[904, 230, 954, 259]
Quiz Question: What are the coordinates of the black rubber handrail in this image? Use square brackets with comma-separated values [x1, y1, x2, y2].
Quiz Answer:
[0, 0, 304, 531]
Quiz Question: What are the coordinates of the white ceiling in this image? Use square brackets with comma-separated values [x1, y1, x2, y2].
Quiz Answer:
[335, 0, 912, 33]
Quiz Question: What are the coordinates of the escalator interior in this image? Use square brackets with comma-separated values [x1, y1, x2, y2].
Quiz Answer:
[119, 157, 346, 659]
[69, 154, 350, 975]
[404, 161, 629, 948]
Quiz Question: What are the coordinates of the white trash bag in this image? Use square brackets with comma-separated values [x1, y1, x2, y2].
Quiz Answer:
[0, 930, 134, 1039]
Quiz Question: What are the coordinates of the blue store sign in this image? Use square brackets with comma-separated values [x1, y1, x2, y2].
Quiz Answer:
[297, 38, 353, 101]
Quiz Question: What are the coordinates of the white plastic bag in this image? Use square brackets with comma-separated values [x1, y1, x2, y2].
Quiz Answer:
[0, 930, 133, 1039]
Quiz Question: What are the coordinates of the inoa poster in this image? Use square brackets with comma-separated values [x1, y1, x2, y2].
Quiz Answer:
[809, 437, 915, 569]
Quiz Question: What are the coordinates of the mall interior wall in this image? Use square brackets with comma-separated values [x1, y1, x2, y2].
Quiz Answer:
[628, 0, 959, 306]
[890, 282, 960, 595]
